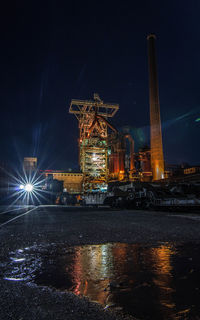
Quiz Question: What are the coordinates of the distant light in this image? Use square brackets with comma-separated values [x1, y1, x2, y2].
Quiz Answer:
[100, 186, 108, 191]
[24, 183, 33, 192]
[195, 118, 200, 122]
[92, 153, 97, 161]
[19, 184, 24, 190]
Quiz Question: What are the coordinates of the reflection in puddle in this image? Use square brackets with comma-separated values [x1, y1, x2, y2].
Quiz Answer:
[3, 242, 200, 319]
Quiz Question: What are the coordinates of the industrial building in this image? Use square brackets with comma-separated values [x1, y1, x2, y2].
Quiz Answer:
[69, 93, 119, 192]
[184, 167, 200, 175]
[68, 35, 165, 192]
[21, 35, 165, 195]
[69, 93, 155, 192]
[41, 170, 83, 194]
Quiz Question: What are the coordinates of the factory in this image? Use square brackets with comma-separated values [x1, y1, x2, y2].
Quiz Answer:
[2, 35, 200, 207]
[69, 34, 165, 193]
[19, 35, 168, 195]
[19, 34, 187, 197]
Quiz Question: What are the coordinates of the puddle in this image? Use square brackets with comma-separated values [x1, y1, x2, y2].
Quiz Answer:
[2, 242, 200, 319]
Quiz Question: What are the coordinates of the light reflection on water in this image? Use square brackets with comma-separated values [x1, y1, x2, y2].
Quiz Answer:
[32, 243, 200, 319]
[66, 243, 177, 318]
[4, 242, 200, 319]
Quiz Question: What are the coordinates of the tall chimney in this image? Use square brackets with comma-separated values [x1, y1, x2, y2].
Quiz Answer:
[147, 34, 164, 180]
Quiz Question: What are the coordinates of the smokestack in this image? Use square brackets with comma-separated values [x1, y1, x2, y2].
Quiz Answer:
[147, 34, 164, 180]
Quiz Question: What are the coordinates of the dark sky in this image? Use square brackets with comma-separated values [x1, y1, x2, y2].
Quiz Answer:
[0, 0, 200, 170]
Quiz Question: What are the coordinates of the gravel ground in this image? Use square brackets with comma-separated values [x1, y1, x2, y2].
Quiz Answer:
[1, 206, 200, 320]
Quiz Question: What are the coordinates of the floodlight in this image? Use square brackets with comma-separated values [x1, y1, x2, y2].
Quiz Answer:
[24, 183, 33, 192]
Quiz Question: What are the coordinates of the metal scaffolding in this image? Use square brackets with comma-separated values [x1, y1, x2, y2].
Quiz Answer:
[69, 94, 119, 192]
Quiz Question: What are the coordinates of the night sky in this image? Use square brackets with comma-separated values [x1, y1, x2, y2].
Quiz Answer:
[0, 1, 200, 170]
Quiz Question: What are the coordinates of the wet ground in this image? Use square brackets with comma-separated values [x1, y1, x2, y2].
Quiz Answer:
[2, 241, 200, 320]
[1, 206, 200, 320]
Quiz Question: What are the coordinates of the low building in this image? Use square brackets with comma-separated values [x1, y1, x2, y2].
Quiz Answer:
[23, 157, 37, 173]
[41, 170, 83, 194]
[184, 166, 200, 175]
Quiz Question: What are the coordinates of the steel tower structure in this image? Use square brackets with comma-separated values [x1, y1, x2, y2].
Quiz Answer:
[147, 34, 164, 180]
[69, 94, 119, 192]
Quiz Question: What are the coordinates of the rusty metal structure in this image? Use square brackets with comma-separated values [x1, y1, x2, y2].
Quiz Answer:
[69, 94, 119, 192]
[137, 147, 152, 181]
[108, 133, 135, 181]
[147, 34, 164, 180]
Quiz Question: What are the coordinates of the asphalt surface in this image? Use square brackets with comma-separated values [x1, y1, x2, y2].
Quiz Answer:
[1, 206, 200, 320]
[0, 205, 34, 224]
